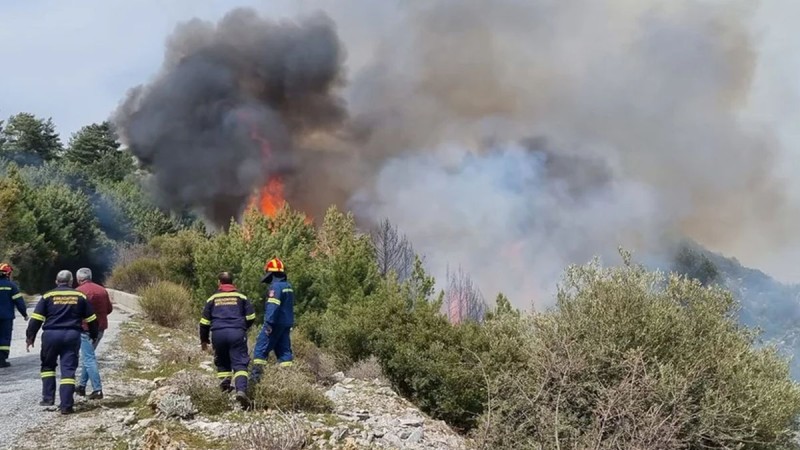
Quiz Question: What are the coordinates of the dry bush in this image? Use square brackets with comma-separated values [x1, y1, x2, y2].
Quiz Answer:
[473, 252, 800, 450]
[345, 356, 385, 381]
[107, 258, 166, 294]
[172, 371, 232, 416]
[139, 281, 194, 328]
[112, 241, 153, 270]
[230, 415, 309, 450]
[249, 365, 334, 413]
[292, 330, 340, 383]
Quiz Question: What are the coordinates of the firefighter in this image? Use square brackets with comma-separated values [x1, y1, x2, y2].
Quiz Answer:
[0, 263, 28, 367]
[251, 258, 295, 383]
[199, 271, 256, 409]
[26, 270, 99, 415]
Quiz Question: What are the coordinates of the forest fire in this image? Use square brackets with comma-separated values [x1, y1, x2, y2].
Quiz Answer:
[242, 116, 311, 223]
[248, 176, 286, 216]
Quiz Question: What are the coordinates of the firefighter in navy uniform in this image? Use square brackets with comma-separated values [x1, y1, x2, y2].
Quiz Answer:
[0, 263, 28, 367]
[199, 272, 256, 409]
[251, 258, 295, 383]
[26, 270, 99, 414]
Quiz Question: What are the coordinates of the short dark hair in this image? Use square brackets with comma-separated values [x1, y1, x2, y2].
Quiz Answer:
[218, 271, 233, 284]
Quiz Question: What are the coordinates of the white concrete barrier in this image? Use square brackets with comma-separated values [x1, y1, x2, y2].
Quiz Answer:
[107, 288, 142, 313]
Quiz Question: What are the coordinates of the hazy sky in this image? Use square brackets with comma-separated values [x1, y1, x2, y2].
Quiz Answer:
[1, 0, 799, 282]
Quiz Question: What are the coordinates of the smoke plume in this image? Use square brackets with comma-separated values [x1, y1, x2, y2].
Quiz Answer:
[114, 9, 347, 227]
[115, 0, 796, 307]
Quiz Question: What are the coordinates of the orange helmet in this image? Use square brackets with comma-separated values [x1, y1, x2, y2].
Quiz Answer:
[264, 258, 285, 273]
[262, 258, 285, 283]
[0, 263, 12, 275]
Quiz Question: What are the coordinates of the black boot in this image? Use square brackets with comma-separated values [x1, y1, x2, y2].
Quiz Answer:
[250, 366, 263, 384]
[39, 399, 54, 406]
[76, 386, 86, 397]
[235, 391, 251, 410]
[60, 407, 74, 415]
[88, 390, 103, 400]
[0, 360, 10, 368]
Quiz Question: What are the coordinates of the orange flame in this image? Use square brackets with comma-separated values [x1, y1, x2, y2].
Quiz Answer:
[240, 115, 311, 224]
[253, 176, 286, 216]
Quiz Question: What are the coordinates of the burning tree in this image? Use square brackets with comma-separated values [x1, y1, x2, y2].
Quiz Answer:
[444, 265, 487, 324]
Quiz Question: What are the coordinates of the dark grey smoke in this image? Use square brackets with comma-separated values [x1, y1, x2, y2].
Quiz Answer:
[114, 0, 798, 308]
[114, 8, 346, 228]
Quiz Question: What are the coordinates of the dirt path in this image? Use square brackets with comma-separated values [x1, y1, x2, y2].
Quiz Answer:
[0, 304, 134, 450]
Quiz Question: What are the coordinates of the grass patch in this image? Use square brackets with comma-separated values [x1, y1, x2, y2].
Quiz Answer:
[118, 318, 210, 381]
[229, 414, 309, 450]
[158, 422, 228, 450]
[345, 356, 385, 381]
[173, 371, 233, 416]
[249, 365, 334, 413]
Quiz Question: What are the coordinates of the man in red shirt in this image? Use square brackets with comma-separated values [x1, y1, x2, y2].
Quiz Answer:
[75, 268, 113, 399]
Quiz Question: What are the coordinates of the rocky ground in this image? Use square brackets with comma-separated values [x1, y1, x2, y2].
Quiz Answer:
[9, 314, 472, 450]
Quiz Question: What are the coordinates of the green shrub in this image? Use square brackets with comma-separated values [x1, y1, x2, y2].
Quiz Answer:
[139, 281, 194, 328]
[475, 251, 800, 449]
[107, 258, 166, 294]
[249, 365, 334, 413]
[148, 230, 206, 287]
[317, 274, 494, 431]
[192, 206, 316, 323]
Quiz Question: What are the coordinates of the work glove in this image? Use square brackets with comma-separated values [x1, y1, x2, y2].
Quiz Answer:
[26, 338, 34, 352]
[23, 315, 28, 322]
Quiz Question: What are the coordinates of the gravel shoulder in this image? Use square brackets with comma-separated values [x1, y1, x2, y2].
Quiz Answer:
[0, 303, 134, 450]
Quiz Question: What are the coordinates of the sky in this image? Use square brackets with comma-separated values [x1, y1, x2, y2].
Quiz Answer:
[1, 0, 800, 284]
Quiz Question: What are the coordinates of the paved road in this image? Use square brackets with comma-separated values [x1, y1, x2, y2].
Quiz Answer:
[0, 304, 133, 449]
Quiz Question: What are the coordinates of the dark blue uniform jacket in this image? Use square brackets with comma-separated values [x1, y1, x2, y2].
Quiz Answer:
[199, 284, 256, 343]
[26, 286, 99, 343]
[265, 278, 294, 327]
[0, 278, 26, 320]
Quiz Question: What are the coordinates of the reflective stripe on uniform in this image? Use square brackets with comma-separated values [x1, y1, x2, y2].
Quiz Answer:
[216, 371, 233, 378]
[85, 314, 97, 323]
[279, 361, 293, 367]
[41, 371, 56, 378]
[199, 318, 211, 325]
[233, 371, 248, 379]
[0, 346, 10, 351]
[267, 298, 281, 306]
[11, 293, 22, 299]
[207, 292, 247, 302]
[245, 313, 256, 321]
[61, 378, 76, 385]
[0, 287, 10, 290]
[282, 288, 293, 293]
[253, 359, 267, 365]
[30, 313, 46, 322]
[43, 290, 85, 298]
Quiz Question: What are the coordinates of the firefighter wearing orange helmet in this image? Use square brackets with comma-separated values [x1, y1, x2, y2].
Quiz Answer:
[251, 257, 295, 383]
[0, 263, 28, 367]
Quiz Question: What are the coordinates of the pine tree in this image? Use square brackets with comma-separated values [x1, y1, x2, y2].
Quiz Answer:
[1, 113, 63, 162]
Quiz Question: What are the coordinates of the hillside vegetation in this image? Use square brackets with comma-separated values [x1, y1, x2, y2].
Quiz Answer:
[3, 112, 800, 448]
